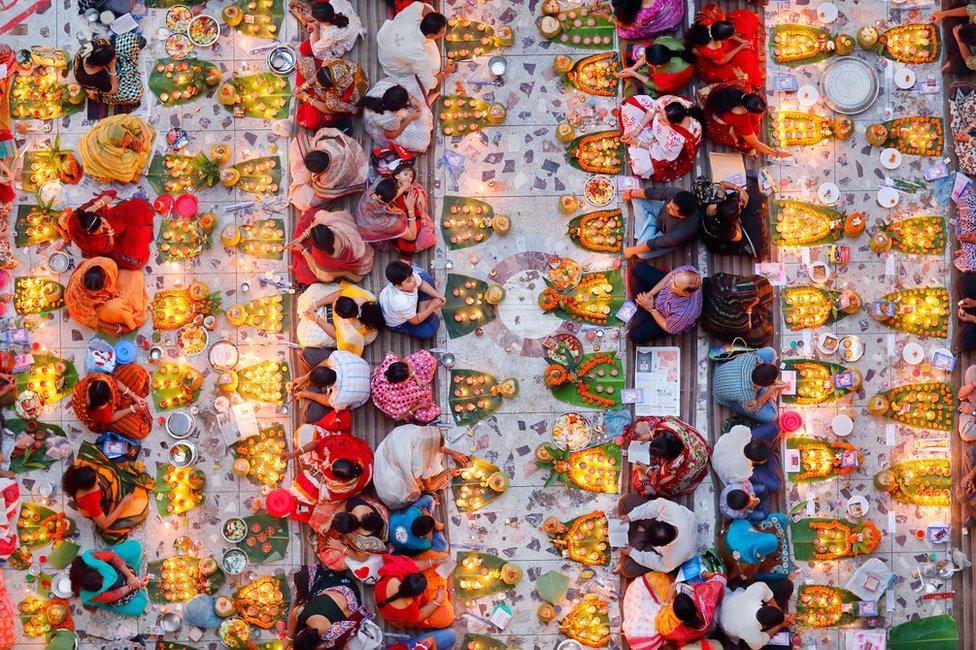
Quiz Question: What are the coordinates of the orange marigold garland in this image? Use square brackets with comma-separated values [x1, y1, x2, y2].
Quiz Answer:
[878, 23, 940, 64]
[568, 209, 623, 253]
[566, 130, 623, 174]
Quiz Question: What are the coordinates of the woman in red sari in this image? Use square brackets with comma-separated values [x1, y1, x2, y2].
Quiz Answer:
[376, 554, 454, 629]
[686, 4, 765, 88]
[71, 365, 152, 439]
[62, 191, 153, 270]
[619, 37, 695, 95]
[288, 207, 374, 285]
[355, 165, 435, 258]
[703, 83, 788, 157]
[620, 95, 704, 182]
[656, 571, 726, 645]
[626, 416, 711, 498]
[287, 424, 374, 501]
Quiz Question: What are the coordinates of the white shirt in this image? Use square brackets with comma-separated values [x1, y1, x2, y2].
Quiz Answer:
[376, 2, 442, 92]
[720, 583, 774, 649]
[625, 498, 697, 572]
[711, 424, 753, 484]
[379, 272, 421, 327]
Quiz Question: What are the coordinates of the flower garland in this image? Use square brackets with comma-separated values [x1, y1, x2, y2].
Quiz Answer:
[809, 520, 881, 560]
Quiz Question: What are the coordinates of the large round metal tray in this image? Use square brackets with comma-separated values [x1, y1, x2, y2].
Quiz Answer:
[820, 56, 879, 115]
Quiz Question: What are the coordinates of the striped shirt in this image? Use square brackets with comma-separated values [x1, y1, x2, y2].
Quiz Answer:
[712, 352, 761, 408]
[653, 265, 702, 334]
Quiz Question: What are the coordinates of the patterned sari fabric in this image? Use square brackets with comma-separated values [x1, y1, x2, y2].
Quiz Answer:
[626, 416, 711, 498]
[616, 0, 684, 40]
[71, 365, 152, 439]
[691, 4, 765, 88]
[73, 442, 154, 544]
[950, 87, 976, 176]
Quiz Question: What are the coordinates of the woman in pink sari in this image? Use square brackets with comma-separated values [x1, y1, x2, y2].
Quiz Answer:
[288, 128, 368, 212]
[288, 208, 374, 285]
[620, 95, 703, 182]
[370, 350, 440, 424]
[610, 0, 684, 40]
[355, 165, 435, 257]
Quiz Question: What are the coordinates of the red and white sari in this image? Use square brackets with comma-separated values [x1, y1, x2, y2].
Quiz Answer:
[620, 95, 701, 182]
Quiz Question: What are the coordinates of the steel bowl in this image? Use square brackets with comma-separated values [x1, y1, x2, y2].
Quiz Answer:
[820, 56, 879, 115]
[267, 46, 296, 76]
[166, 411, 194, 439]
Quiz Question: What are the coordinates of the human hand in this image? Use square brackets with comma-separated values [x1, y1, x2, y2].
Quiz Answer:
[444, 60, 458, 74]
[326, 537, 345, 550]
[620, 189, 634, 201]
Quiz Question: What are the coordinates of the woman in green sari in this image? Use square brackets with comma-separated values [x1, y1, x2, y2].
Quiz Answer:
[618, 36, 695, 95]
[69, 540, 148, 617]
[62, 442, 154, 544]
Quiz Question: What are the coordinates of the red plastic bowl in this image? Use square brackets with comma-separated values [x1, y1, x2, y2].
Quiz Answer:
[173, 193, 198, 218]
[153, 194, 175, 214]
[779, 410, 803, 433]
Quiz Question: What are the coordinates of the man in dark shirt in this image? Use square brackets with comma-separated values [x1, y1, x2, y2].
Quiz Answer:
[622, 186, 700, 260]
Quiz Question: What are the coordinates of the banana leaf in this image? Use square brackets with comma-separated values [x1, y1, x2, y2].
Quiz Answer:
[449, 369, 505, 426]
[565, 130, 624, 174]
[796, 584, 864, 628]
[221, 73, 291, 119]
[781, 359, 858, 405]
[146, 555, 225, 604]
[236, 218, 286, 259]
[770, 199, 845, 247]
[154, 464, 206, 516]
[226, 0, 284, 39]
[768, 24, 837, 66]
[6, 419, 67, 474]
[550, 352, 624, 409]
[443, 273, 497, 339]
[536, 570, 570, 604]
[542, 7, 615, 48]
[567, 209, 623, 253]
[236, 513, 289, 564]
[230, 156, 283, 195]
[441, 196, 497, 250]
[14, 204, 63, 247]
[15, 353, 78, 405]
[889, 615, 958, 649]
[884, 215, 946, 255]
[146, 152, 220, 195]
[453, 551, 519, 600]
[543, 269, 626, 327]
[148, 58, 221, 107]
[462, 635, 515, 650]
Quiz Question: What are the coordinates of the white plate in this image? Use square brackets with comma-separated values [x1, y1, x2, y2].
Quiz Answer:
[809, 261, 831, 283]
[797, 84, 820, 107]
[817, 2, 839, 22]
[847, 495, 869, 518]
[818, 182, 840, 206]
[902, 342, 925, 365]
[894, 67, 916, 90]
[880, 148, 902, 170]
[877, 186, 899, 208]
[831, 414, 854, 436]
[818, 332, 840, 355]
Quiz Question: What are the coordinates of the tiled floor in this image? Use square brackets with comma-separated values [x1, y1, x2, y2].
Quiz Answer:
[2, 0, 965, 648]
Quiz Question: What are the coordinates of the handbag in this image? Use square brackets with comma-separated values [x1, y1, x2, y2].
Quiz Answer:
[346, 617, 383, 650]
[707, 337, 755, 361]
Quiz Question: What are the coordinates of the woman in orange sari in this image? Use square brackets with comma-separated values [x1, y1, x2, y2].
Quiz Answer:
[62, 190, 154, 270]
[64, 257, 149, 336]
[686, 5, 765, 88]
[71, 365, 152, 439]
[375, 554, 454, 629]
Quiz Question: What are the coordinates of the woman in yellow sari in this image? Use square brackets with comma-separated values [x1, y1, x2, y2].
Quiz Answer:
[65, 257, 149, 336]
[77, 114, 154, 183]
[296, 281, 384, 355]
[62, 442, 154, 544]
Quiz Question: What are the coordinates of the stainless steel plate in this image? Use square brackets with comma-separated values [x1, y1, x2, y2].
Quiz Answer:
[820, 56, 879, 115]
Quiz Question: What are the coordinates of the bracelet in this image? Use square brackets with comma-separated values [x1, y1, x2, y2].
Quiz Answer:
[129, 405, 136, 414]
